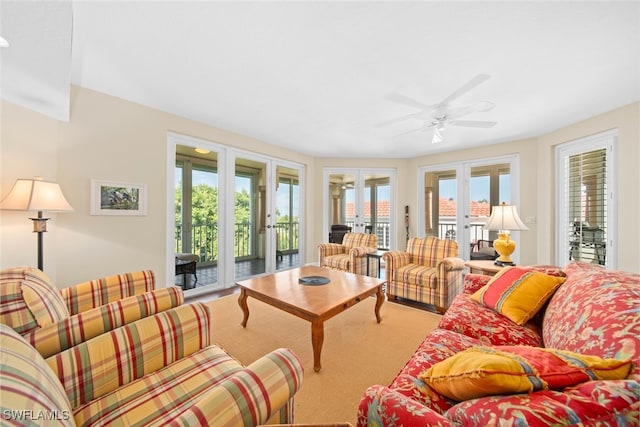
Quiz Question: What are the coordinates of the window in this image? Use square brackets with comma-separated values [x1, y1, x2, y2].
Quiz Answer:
[556, 130, 616, 268]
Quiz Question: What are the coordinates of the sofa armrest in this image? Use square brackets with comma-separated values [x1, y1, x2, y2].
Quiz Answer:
[60, 270, 156, 315]
[26, 286, 184, 358]
[357, 385, 453, 427]
[436, 257, 466, 275]
[46, 302, 212, 408]
[166, 348, 304, 427]
[463, 273, 492, 294]
[349, 246, 378, 257]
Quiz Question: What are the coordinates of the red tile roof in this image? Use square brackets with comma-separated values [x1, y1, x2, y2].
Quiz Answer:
[345, 198, 489, 218]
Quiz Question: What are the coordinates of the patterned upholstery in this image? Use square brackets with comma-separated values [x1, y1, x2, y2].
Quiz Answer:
[318, 232, 378, 276]
[0, 303, 304, 426]
[24, 286, 184, 358]
[383, 236, 465, 313]
[0, 325, 74, 426]
[0, 267, 183, 357]
[357, 262, 640, 426]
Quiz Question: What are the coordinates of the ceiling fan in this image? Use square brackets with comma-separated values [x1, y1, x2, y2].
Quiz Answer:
[379, 74, 497, 144]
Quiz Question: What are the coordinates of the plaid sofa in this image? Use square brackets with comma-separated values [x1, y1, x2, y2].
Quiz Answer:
[357, 262, 640, 426]
[0, 302, 304, 426]
[383, 236, 465, 313]
[318, 232, 378, 276]
[0, 266, 183, 357]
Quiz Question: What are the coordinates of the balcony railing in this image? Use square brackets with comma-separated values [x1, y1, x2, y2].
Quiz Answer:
[176, 221, 299, 263]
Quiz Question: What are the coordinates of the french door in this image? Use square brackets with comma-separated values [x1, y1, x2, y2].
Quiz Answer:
[168, 133, 304, 292]
[418, 155, 519, 261]
[324, 168, 395, 250]
[232, 152, 304, 280]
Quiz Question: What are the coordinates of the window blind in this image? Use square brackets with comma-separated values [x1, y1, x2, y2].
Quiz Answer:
[566, 148, 607, 265]
[556, 130, 616, 268]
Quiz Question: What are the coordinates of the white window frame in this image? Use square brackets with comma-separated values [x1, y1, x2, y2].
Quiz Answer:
[555, 130, 617, 269]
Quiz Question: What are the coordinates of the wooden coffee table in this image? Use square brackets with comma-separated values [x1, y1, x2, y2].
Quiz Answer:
[236, 266, 385, 372]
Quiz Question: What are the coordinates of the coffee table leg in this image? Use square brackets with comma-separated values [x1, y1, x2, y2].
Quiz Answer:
[311, 319, 324, 372]
[238, 289, 250, 327]
[374, 286, 384, 323]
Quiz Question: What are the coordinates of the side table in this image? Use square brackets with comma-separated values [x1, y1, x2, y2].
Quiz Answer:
[175, 259, 197, 288]
[465, 260, 504, 276]
[366, 250, 386, 278]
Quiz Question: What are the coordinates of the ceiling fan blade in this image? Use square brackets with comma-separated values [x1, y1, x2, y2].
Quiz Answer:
[449, 120, 497, 128]
[394, 122, 437, 137]
[446, 101, 495, 120]
[437, 74, 491, 106]
[375, 113, 420, 127]
[385, 92, 432, 110]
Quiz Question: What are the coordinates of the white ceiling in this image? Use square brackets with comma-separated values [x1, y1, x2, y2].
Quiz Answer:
[1, 1, 639, 158]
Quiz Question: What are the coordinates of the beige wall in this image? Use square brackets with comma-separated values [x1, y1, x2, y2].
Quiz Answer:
[2, 86, 638, 288]
[313, 104, 639, 272]
[1, 86, 315, 286]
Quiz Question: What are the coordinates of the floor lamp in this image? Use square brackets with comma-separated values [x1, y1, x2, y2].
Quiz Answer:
[0, 178, 73, 270]
[484, 202, 529, 266]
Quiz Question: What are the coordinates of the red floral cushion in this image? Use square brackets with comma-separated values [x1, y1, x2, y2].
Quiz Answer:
[543, 263, 640, 375]
[438, 294, 543, 347]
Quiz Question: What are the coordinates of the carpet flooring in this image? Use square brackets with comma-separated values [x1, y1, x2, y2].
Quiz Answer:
[203, 294, 442, 425]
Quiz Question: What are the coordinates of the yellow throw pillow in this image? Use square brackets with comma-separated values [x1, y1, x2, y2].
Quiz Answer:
[420, 346, 633, 401]
[470, 266, 565, 325]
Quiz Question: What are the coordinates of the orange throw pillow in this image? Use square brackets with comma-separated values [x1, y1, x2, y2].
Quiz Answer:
[471, 266, 565, 325]
[420, 345, 633, 401]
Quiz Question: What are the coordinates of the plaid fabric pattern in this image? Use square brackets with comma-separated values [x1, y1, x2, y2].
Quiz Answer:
[60, 270, 156, 315]
[318, 233, 378, 275]
[47, 302, 213, 408]
[73, 345, 244, 426]
[384, 237, 464, 312]
[0, 324, 74, 425]
[26, 286, 184, 358]
[0, 266, 69, 334]
[163, 348, 304, 427]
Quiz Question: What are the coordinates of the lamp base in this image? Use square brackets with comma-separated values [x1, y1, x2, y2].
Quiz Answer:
[493, 232, 516, 266]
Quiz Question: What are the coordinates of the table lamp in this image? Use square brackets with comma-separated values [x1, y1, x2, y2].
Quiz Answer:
[483, 202, 528, 266]
[0, 177, 73, 270]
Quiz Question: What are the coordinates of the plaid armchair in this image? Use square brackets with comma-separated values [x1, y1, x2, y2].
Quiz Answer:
[0, 266, 183, 357]
[0, 303, 304, 426]
[383, 237, 465, 313]
[318, 232, 378, 276]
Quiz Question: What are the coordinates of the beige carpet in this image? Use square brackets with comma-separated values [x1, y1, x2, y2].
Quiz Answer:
[204, 294, 441, 425]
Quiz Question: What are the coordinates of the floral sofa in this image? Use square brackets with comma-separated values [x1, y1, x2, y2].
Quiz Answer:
[357, 262, 640, 426]
[1, 302, 304, 426]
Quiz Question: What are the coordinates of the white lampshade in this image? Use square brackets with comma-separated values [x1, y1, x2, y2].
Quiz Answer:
[0, 178, 73, 212]
[484, 203, 528, 232]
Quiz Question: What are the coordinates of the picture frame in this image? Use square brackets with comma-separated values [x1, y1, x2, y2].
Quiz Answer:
[90, 179, 148, 216]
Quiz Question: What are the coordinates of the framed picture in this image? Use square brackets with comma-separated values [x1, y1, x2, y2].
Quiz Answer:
[90, 179, 147, 216]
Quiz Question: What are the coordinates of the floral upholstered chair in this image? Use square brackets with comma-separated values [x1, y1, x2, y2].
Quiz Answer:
[318, 232, 378, 276]
[383, 236, 465, 313]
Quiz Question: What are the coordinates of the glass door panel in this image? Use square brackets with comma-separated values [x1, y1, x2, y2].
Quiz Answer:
[234, 157, 267, 280]
[275, 165, 300, 271]
[175, 146, 219, 289]
[424, 169, 458, 240]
